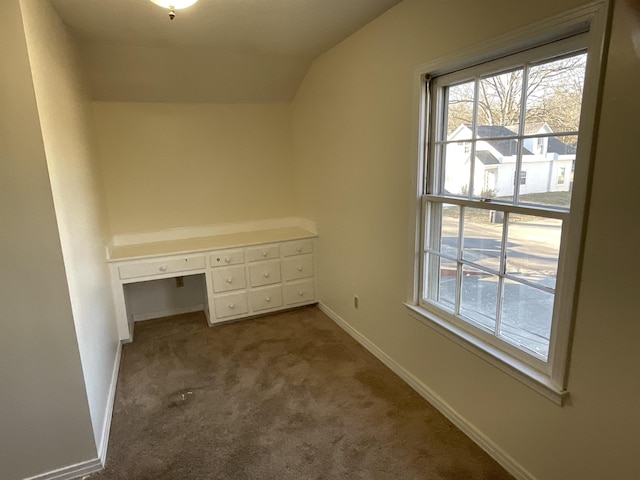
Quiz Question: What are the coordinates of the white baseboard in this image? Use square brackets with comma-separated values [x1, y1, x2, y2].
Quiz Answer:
[22, 342, 123, 480]
[97, 341, 122, 466]
[132, 305, 204, 322]
[317, 302, 536, 480]
[22, 458, 102, 480]
[111, 217, 317, 247]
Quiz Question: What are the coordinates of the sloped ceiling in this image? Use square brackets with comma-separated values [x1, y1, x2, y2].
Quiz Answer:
[50, 0, 403, 102]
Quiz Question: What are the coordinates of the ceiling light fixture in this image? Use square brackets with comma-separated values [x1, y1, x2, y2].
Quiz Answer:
[150, 0, 198, 21]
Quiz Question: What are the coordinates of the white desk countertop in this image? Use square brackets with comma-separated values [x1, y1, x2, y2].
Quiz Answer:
[108, 227, 317, 262]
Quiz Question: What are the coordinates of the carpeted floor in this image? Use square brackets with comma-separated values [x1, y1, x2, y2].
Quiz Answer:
[91, 306, 513, 479]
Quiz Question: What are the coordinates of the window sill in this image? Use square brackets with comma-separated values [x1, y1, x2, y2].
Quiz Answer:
[403, 303, 569, 406]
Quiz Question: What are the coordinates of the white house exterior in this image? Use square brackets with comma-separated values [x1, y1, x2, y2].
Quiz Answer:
[444, 123, 575, 199]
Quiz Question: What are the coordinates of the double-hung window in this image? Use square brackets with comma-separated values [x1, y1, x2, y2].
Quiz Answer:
[410, 6, 607, 404]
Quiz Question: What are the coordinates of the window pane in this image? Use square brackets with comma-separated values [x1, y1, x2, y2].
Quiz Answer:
[462, 208, 503, 272]
[445, 81, 475, 140]
[438, 257, 457, 309]
[518, 135, 577, 208]
[460, 266, 498, 331]
[441, 204, 460, 258]
[506, 215, 561, 289]
[442, 142, 471, 197]
[525, 53, 587, 134]
[478, 69, 523, 135]
[501, 278, 554, 358]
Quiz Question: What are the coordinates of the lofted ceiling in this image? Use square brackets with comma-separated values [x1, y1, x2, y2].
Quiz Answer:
[50, 0, 403, 103]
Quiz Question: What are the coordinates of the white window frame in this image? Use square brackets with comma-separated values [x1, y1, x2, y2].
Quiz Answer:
[405, 2, 610, 405]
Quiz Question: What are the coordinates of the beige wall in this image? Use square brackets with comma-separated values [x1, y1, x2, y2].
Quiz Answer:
[20, 0, 120, 453]
[291, 0, 640, 479]
[0, 1, 97, 478]
[93, 102, 296, 235]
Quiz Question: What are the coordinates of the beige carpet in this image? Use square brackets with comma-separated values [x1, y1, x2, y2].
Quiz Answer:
[91, 306, 513, 479]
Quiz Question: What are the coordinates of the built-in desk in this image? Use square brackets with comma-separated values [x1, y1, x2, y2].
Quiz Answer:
[108, 227, 317, 342]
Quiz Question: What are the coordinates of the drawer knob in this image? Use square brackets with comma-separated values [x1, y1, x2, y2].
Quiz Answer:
[226, 278, 233, 284]
[298, 291, 304, 296]
[265, 296, 271, 302]
[263, 272, 269, 278]
[224, 257, 231, 263]
[296, 247, 302, 252]
[297, 266, 303, 272]
[261, 251, 268, 257]
[159, 266, 167, 272]
[228, 304, 235, 309]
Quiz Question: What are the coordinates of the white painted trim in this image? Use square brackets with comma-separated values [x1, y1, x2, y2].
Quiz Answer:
[21, 344, 123, 479]
[131, 304, 205, 322]
[97, 341, 122, 466]
[405, 303, 567, 405]
[318, 302, 536, 480]
[111, 217, 317, 247]
[22, 458, 102, 480]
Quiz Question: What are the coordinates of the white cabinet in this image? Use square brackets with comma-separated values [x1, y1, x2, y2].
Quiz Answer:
[108, 232, 317, 340]
[210, 249, 244, 267]
[211, 265, 246, 293]
[118, 255, 205, 280]
[249, 285, 283, 312]
[207, 238, 316, 324]
[282, 240, 313, 257]
[213, 291, 249, 319]
[246, 244, 279, 262]
[282, 256, 313, 281]
[248, 260, 282, 287]
[284, 279, 315, 306]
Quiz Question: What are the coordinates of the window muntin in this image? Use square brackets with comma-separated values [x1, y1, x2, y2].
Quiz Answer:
[421, 38, 588, 369]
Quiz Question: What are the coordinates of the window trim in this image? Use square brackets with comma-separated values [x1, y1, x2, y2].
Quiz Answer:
[405, 1, 611, 405]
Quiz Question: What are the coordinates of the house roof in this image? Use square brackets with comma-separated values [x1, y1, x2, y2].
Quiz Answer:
[547, 137, 577, 155]
[506, 122, 553, 135]
[462, 124, 534, 156]
[476, 150, 500, 165]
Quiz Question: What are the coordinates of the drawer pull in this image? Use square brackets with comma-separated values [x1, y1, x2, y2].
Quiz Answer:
[224, 257, 231, 263]
[265, 296, 271, 302]
[226, 278, 233, 284]
[159, 266, 167, 272]
[228, 304, 235, 310]
[261, 251, 268, 257]
[263, 272, 270, 278]
[297, 266, 303, 272]
[298, 291, 304, 296]
[296, 247, 302, 252]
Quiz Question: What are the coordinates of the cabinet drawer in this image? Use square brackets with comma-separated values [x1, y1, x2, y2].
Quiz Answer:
[284, 279, 315, 305]
[249, 285, 283, 312]
[211, 265, 246, 293]
[282, 256, 314, 281]
[214, 291, 249, 319]
[282, 240, 314, 257]
[210, 249, 244, 267]
[246, 244, 279, 262]
[118, 256, 205, 280]
[248, 260, 281, 287]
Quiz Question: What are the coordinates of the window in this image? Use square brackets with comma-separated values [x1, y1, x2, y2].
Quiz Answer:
[558, 167, 566, 185]
[424, 39, 586, 367]
[515, 171, 528, 185]
[407, 7, 608, 404]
